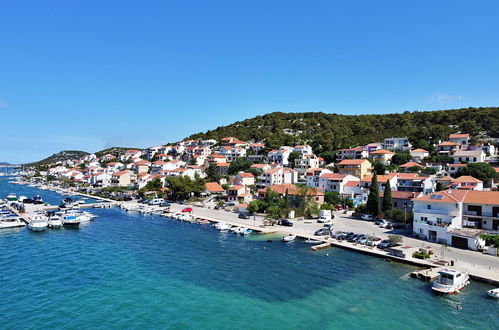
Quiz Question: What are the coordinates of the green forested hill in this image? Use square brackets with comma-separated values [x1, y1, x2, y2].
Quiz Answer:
[27, 150, 89, 166]
[188, 107, 499, 155]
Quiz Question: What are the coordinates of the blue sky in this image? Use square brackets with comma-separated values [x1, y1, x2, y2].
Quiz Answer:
[1, 1, 498, 163]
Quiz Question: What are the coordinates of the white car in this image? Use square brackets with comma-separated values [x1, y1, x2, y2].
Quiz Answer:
[361, 214, 374, 221]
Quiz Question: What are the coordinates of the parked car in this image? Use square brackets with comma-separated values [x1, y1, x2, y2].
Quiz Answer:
[278, 219, 294, 227]
[338, 232, 354, 240]
[322, 223, 333, 229]
[361, 214, 374, 221]
[226, 203, 236, 207]
[366, 237, 382, 246]
[356, 235, 368, 244]
[379, 220, 389, 228]
[348, 234, 361, 242]
[377, 239, 393, 249]
[314, 228, 330, 236]
[238, 213, 250, 219]
[160, 201, 172, 207]
[374, 218, 385, 225]
[149, 198, 164, 206]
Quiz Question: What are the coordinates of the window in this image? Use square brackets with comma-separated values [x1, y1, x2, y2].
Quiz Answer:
[419, 229, 423, 234]
[427, 204, 431, 209]
[421, 217, 428, 221]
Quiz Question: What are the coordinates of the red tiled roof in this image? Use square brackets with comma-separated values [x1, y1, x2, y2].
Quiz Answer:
[449, 133, 469, 139]
[339, 159, 370, 165]
[205, 182, 225, 193]
[399, 161, 424, 168]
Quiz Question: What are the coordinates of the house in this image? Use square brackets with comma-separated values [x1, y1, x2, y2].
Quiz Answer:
[370, 149, 395, 164]
[248, 143, 265, 154]
[437, 141, 459, 155]
[216, 163, 230, 176]
[100, 153, 116, 162]
[360, 174, 398, 191]
[399, 161, 424, 171]
[306, 168, 333, 189]
[318, 173, 360, 194]
[204, 182, 225, 195]
[131, 160, 151, 174]
[200, 139, 217, 147]
[294, 155, 320, 177]
[452, 150, 486, 164]
[89, 172, 112, 186]
[257, 167, 298, 189]
[111, 170, 137, 187]
[293, 145, 313, 156]
[448, 163, 467, 175]
[335, 147, 369, 160]
[218, 146, 246, 162]
[410, 149, 429, 163]
[250, 163, 272, 172]
[145, 146, 163, 160]
[221, 137, 239, 146]
[227, 185, 252, 203]
[338, 159, 372, 179]
[258, 183, 325, 206]
[450, 176, 483, 191]
[119, 149, 142, 162]
[105, 162, 125, 173]
[234, 172, 255, 186]
[413, 190, 499, 250]
[154, 154, 173, 161]
[380, 190, 421, 213]
[207, 154, 228, 164]
[448, 133, 470, 149]
[382, 137, 412, 152]
[395, 173, 435, 194]
[267, 146, 293, 165]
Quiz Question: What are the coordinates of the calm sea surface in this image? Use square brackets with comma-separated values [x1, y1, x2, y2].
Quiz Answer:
[0, 175, 497, 329]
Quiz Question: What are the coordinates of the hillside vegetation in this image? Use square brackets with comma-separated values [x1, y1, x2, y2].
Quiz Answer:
[94, 147, 140, 158]
[187, 107, 499, 155]
[28, 150, 89, 166]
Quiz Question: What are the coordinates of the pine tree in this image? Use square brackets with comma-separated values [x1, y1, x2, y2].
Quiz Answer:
[367, 173, 381, 217]
[382, 182, 393, 212]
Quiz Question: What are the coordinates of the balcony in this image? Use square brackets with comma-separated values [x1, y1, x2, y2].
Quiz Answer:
[413, 208, 459, 217]
[463, 211, 498, 218]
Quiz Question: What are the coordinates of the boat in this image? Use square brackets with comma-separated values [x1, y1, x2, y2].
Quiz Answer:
[487, 288, 499, 299]
[198, 219, 210, 225]
[303, 238, 322, 244]
[214, 223, 231, 231]
[28, 215, 48, 232]
[61, 214, 80, 228]
[0, 217, 26, 229]
[6, 193, 17, 202]
[239, 228, 253, 235]
[47, 216, 63, 229]
[431, 269, 470, 294]
[282, 234, 297, 242]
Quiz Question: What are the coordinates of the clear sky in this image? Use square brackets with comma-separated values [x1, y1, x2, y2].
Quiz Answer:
[1, 1, 498, 163]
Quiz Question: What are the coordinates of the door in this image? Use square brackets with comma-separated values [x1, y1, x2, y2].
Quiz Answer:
[451, 236, 468, 249]
[493, 220, 499, 231]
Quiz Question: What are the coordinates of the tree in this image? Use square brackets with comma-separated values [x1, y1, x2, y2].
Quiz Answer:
[324, 191, 342, 206]
[287, 152, 302, 168]
[382, 183, 393, 212]
[366, 173, 381, 217]
[391, 152, 412, 165]
[205, 163, 221, 182]
[436, 182, 446, 191]
[456, 162, 497, 183]
[228, 157, 253, 175]
[372, 160, 387, 175]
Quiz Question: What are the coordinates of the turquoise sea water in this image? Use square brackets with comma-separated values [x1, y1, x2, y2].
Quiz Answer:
[0, 176, 497, 329]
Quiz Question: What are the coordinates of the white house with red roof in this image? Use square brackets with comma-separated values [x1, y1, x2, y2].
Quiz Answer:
[119, 149, 142, 162]
[449, 176, 483, 191]
[111, 170, 137, 187]
[335, 147, 369, 160]
[218, 146, 246, 162]
[234, 172, 255, 186]
[257, 167, 298, 189]
[90, 172, 112, 186]
[227, 185, 252, 203]
[369, 149, 395, 164]
[248, 143, 265, 153]
[293, 145, 313, 156]
[294, 154, 320, 177]
[267, 146, 293, 165]
[318, 173, 360, 193]
[452, 150, 485, 164]
[409, 149, 429, 163]
[306, 168, 333, 189]
[105, 162, 125, 173]
[448, 133, 470, 149]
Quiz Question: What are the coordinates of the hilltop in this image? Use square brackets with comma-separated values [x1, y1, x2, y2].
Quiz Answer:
[94, 147, 141, 158]
[187, 107, 499, 155]
[27, 150, 89, 166]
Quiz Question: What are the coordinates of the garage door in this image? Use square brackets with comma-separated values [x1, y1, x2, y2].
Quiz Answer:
[451, 236, 468, 249]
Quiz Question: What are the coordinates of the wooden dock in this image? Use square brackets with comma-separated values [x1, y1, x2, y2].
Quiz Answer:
[410, 267, 443, 282]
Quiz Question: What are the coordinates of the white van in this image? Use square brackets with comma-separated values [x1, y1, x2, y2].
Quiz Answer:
[149, 198, 164, 206]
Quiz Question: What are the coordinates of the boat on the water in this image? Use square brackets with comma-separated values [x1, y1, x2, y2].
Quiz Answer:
[431, 269, 470, 294]
[6, 193, 17, 202]
[487, 288, 499, 299]
[0, 217, 25, 229]
[48, 216, 62, 229]
[239, 228, 253, 235]
[61, 214, 80, 228]
[282, 234, 297, 242]
[28, 215, 48, 232]
[303, 238, 322, 244]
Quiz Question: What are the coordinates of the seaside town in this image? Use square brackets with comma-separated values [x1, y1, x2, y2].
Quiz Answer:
[3, 130, 498, 296]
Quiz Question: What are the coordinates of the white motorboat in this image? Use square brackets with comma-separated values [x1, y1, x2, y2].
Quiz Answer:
[48, 216, 62, 229]
[282, 234, 297, 242]
[61, 214, 80, 228]
[0, 217, 26, 229]
[487, 288, 499, 299]
[215, 223, 231, 231]
[431, 269, 470, 294]
[239, 228, 253, 235]
[303, 238, 322, 244]
[6, 193, 17, 202]
[28, 215, 48, 232]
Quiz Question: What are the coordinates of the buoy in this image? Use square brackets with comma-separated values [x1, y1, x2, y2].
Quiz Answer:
[326, 253, 329, 256]
[456, 304, 462, 310]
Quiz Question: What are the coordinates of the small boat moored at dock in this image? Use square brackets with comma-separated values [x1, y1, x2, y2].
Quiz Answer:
[487, 288, 499, 299]
[61, 215, 80, 228]
[431, 269, 470, 294]
[48, 216, 63, 229]
[28, 215, 48, 232]
[282, 234, 297, 242]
